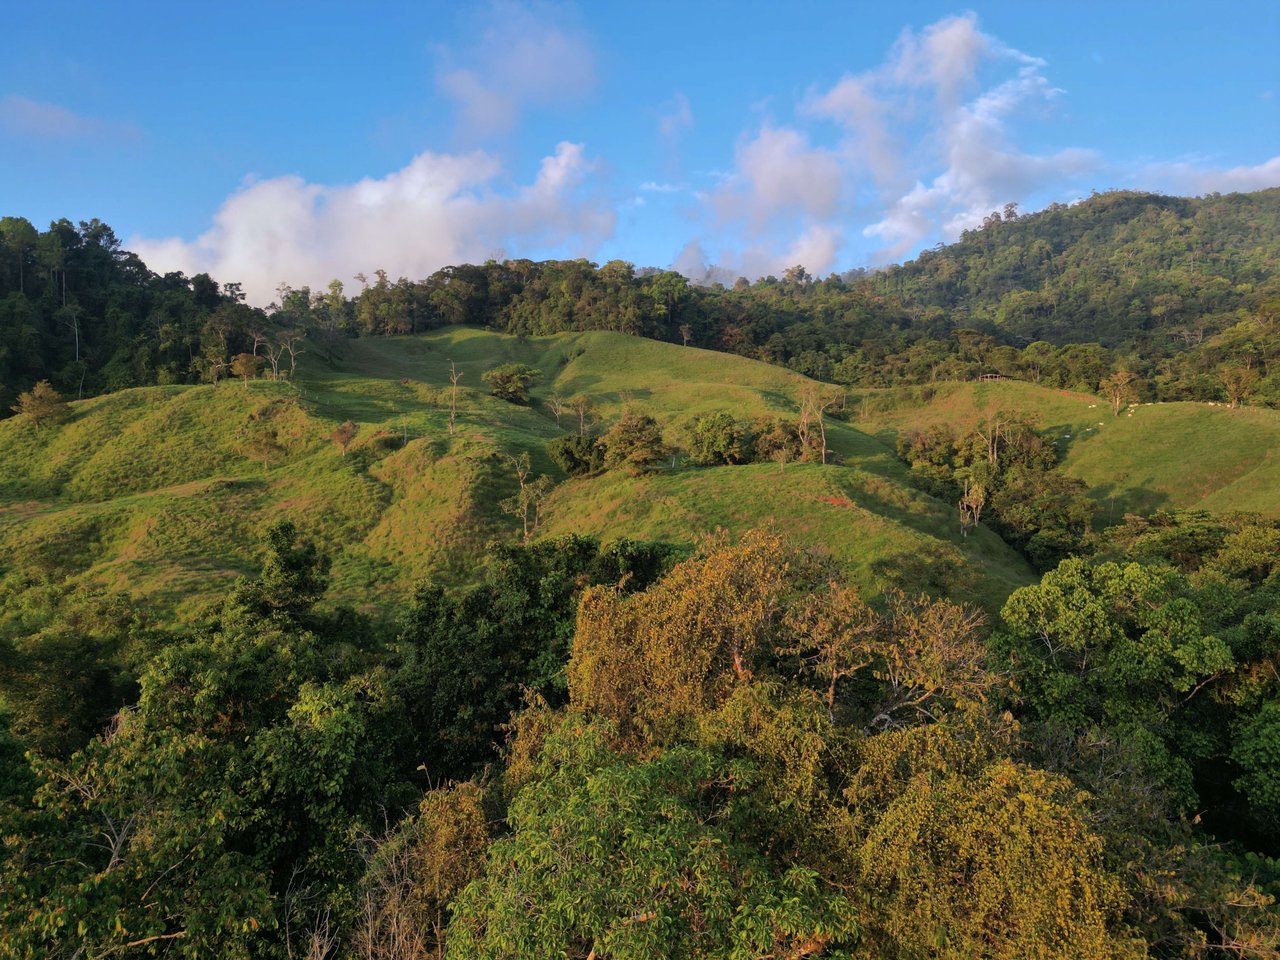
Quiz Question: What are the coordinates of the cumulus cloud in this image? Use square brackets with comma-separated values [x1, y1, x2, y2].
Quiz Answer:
[803, 75, 897, 185]
[864, 67, 1097, 258]
[690, 125, 845, 277]
[435, 2, 595, 140]
[670, 222, 844, 285]
[843, 13, 1098, 259]
[0, 94, 137, 141]
[132, 142, 615, 305]
[886, 12, 993, 106]
[684, 12, 1100, 277]
[714, 125, 843, 227]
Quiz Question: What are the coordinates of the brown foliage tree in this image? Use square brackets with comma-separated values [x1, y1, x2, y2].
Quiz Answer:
[782, 585, 994, 729]
[12, 379, 70, 430]
[569, 530, 818, 742]
[332, 420, 359, 456]
[352, 782, 489, 960]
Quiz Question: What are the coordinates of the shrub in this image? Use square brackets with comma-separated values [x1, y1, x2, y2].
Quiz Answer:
[482, 363, 539, 404]
[547, 435, 603, 477]
[685, 413, 752, 466]
[600, 412, 669, 474]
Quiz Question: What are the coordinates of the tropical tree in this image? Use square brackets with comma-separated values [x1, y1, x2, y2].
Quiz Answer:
[600, 411, 669, 474]
[11, 379, 69, 430]
[1219, 363, 1260, 408]
[546, 434, 603, 476]
[500, 452, 555, 544]
[482, 363, 539, 404]
[445, 718, 859, 960]
[332, 420, 359, 456]
[230, 352, 263, 385]
[685, 413, 751, 466]
[1100, 370, 1139, 416]
[993, 557, 1237, 807]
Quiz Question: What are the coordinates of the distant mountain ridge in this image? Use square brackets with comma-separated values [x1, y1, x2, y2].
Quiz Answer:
[880, 187, 1280, 345]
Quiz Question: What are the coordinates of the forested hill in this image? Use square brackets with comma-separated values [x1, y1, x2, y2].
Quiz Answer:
[0, 217, 266, 408]
[882, 188, 1280, 345]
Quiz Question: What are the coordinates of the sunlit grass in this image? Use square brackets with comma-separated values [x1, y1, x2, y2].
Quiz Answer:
[20, 329, 1223, 623]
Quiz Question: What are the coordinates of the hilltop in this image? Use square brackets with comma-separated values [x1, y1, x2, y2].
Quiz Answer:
[885, 188, 1280, 345]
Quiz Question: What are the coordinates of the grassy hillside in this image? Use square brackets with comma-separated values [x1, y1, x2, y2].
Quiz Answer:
[856, 379, 1280, 519]
[0, 329, 1037, 622]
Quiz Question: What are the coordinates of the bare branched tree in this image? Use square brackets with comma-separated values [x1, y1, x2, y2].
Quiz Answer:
[448, 361, 463, 437]
[958, 477, 986, 537]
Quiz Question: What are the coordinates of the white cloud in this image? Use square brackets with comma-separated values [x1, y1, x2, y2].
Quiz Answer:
[722, 125, 843, 226]
[1140, 155, 1280, 196]
[675, 12, 1099, 278]
[887, 12, 994, 106]
[670, 222, 843, 284]
[0, 94, 137, 141]
[802, 75, 897, 185]
[435, 2, 595, 140]
[865, 84, 1097, 258]
[131, 142, 615, 305]
[684, 123, 845, 278]
[777, 223, 842, 275]
[821, 13, 1096, 262]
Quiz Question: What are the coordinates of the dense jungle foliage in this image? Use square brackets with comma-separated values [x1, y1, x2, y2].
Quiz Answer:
[2, 188, 1279, 957]
[2, 520, 1278, 957]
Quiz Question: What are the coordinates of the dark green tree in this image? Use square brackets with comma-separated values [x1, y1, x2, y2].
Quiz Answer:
[481, 363, 539, 404]
[600, 411, 669, 474]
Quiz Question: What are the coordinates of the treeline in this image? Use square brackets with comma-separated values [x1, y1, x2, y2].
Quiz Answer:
[0, 216, 275, 408]
[291, 189, 1280, 405]
[6, 188, 1280, 413]
[886, 188, 1280, 345]
[2, 521, 1277, 956]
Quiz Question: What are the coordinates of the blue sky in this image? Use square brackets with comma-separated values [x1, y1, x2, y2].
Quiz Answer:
[2, 0, 1277, 303]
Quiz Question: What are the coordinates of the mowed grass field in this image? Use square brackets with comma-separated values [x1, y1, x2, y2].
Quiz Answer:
[0, 329, 1043, 621]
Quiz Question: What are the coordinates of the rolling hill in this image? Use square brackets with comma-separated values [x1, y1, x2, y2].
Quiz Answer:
[854, 378, 1280, 519]
[6, 327, 1276, 627]
[1, 329, 1037, 622]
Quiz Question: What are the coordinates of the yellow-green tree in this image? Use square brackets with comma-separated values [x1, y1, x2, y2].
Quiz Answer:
[11, 379, 69, 430]
[599, 410, 670, 474]
[569, 529, 814, 742]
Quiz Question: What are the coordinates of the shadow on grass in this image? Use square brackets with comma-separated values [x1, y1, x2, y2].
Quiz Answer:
[1090, 480, 1172, 527]
[870, 542, 980, 603]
